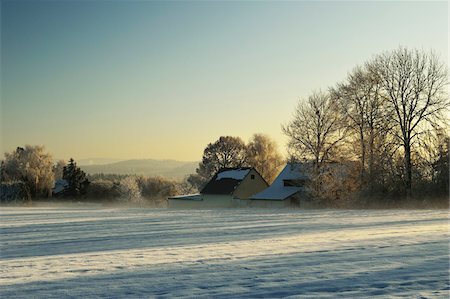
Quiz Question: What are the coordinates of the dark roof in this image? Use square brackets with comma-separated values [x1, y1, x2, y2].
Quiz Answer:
[200, 167, 252, 195]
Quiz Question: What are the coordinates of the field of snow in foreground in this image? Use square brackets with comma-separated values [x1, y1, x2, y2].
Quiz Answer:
[0, 207, 449, 298]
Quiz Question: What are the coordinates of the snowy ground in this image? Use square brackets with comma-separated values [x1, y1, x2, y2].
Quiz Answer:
[0, 207, 449, 298]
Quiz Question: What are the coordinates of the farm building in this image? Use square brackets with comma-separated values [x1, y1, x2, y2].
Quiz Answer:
[168, 167, 268, 208]
[250, 163, 311, 208]
[52, 179, 69, 196]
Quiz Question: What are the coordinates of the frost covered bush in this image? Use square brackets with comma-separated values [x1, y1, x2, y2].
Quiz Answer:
[0, 181, 31, 203]
[119, 176, 142, 203]
[1, 145, 55, 198]
[137, 176, 178, 203]
[87, 180, 120, 200]
[85, 176, 181, 204]
[313, 162, 359, 207]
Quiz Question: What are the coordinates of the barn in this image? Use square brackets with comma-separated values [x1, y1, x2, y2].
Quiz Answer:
[168, 167, 268, 208]
[249, 163, 310, 208]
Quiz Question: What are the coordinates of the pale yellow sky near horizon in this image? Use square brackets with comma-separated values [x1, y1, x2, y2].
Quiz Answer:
[1, 1, 448, 162]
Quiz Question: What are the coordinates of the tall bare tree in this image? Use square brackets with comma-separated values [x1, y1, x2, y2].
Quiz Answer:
[282, 90, 346, 174]
[372, 47, 448, 198]
[53, 160, 66, 180]
[332, 64, 387, 189]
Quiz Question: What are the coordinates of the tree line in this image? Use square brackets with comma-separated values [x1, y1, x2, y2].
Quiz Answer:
[187, 47, 448, 206]
[0, 133, 284, 204]
[0, 146, 181, 205]
[283, 47, 448, 205]
[1, 47, 448, 207]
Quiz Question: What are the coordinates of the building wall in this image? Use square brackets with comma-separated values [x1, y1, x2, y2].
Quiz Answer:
[233, 169, 268, 199]
[249, 197, 318, 209]
[169, 195, 317, 209]
[169, 194, 234, 209]
[249, 199, 291, 208]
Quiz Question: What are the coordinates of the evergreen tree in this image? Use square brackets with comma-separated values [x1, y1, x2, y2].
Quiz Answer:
[63, 158, 89, 197]
[432, 137, 449, 196]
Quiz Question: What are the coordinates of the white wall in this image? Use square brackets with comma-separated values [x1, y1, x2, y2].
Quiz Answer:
[169, 194, 234, 209]
[249, 199, 290, 208]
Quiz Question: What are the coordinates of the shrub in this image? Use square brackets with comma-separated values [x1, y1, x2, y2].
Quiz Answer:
[87, 180, 120, 200]
[0, 181, 31, 203]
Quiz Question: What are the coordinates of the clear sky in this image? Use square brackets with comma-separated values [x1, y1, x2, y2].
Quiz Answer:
[1, 1, 448, 162]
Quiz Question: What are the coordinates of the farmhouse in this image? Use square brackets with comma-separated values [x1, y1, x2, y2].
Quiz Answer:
[53, 179, 69, 196]
[250, 163, 310, 208]
[168, 167, 268, 208]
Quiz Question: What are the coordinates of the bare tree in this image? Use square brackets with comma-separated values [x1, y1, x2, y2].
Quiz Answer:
[119, 176, 142, 204]
[332, 64, 388, 189]
[246, 134, 283, 183]
[372, 47, 449, 198]
[282, 90, 346, 173]
[283, 91, 349, 203]
[53, 160, 66, 180]
[431, 132, 449, 196]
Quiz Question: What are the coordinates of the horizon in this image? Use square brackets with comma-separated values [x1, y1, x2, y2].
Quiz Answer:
[1, 1, 448, 161]
[77, 157, 198, 165]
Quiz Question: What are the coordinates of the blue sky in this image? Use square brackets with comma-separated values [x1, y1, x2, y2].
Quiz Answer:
[1, 1, 448, 161]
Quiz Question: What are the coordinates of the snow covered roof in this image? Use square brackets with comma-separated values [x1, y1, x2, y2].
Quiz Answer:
[201, 167, 252, 195]
[250, 163, 309, 201]
[168, 194, 203, 201]
[53, 179, 69, 194]
[216, 169, 250, 181]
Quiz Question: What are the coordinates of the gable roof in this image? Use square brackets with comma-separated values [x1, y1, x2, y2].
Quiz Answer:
[250, 163, 309, 201]
[201, 167, 252, 195]
[168, 194, 203, 201]
[53, 179, 69, 195]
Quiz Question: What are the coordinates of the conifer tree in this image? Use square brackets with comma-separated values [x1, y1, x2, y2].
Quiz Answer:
[63, 158, 89, 197]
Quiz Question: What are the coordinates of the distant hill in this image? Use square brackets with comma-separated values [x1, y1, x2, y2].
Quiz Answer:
[77, 158, 124, 166]
[80, 159, 198, 180]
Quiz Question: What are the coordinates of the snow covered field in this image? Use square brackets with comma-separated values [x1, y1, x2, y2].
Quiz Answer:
[0, 207, 449, 298]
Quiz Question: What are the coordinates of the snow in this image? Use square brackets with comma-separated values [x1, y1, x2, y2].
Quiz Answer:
[216, 169, 250, 181]
[252, 186, 301, 201]
[52, 179, 68, 194]
[0, 207, 448, 298]
[251, 163, 307, 200]
[168, 194, 202, 201]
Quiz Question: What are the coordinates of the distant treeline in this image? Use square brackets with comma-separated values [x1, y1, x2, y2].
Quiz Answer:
[280, 47, 449, 205]
[0, 147, 190, 205]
